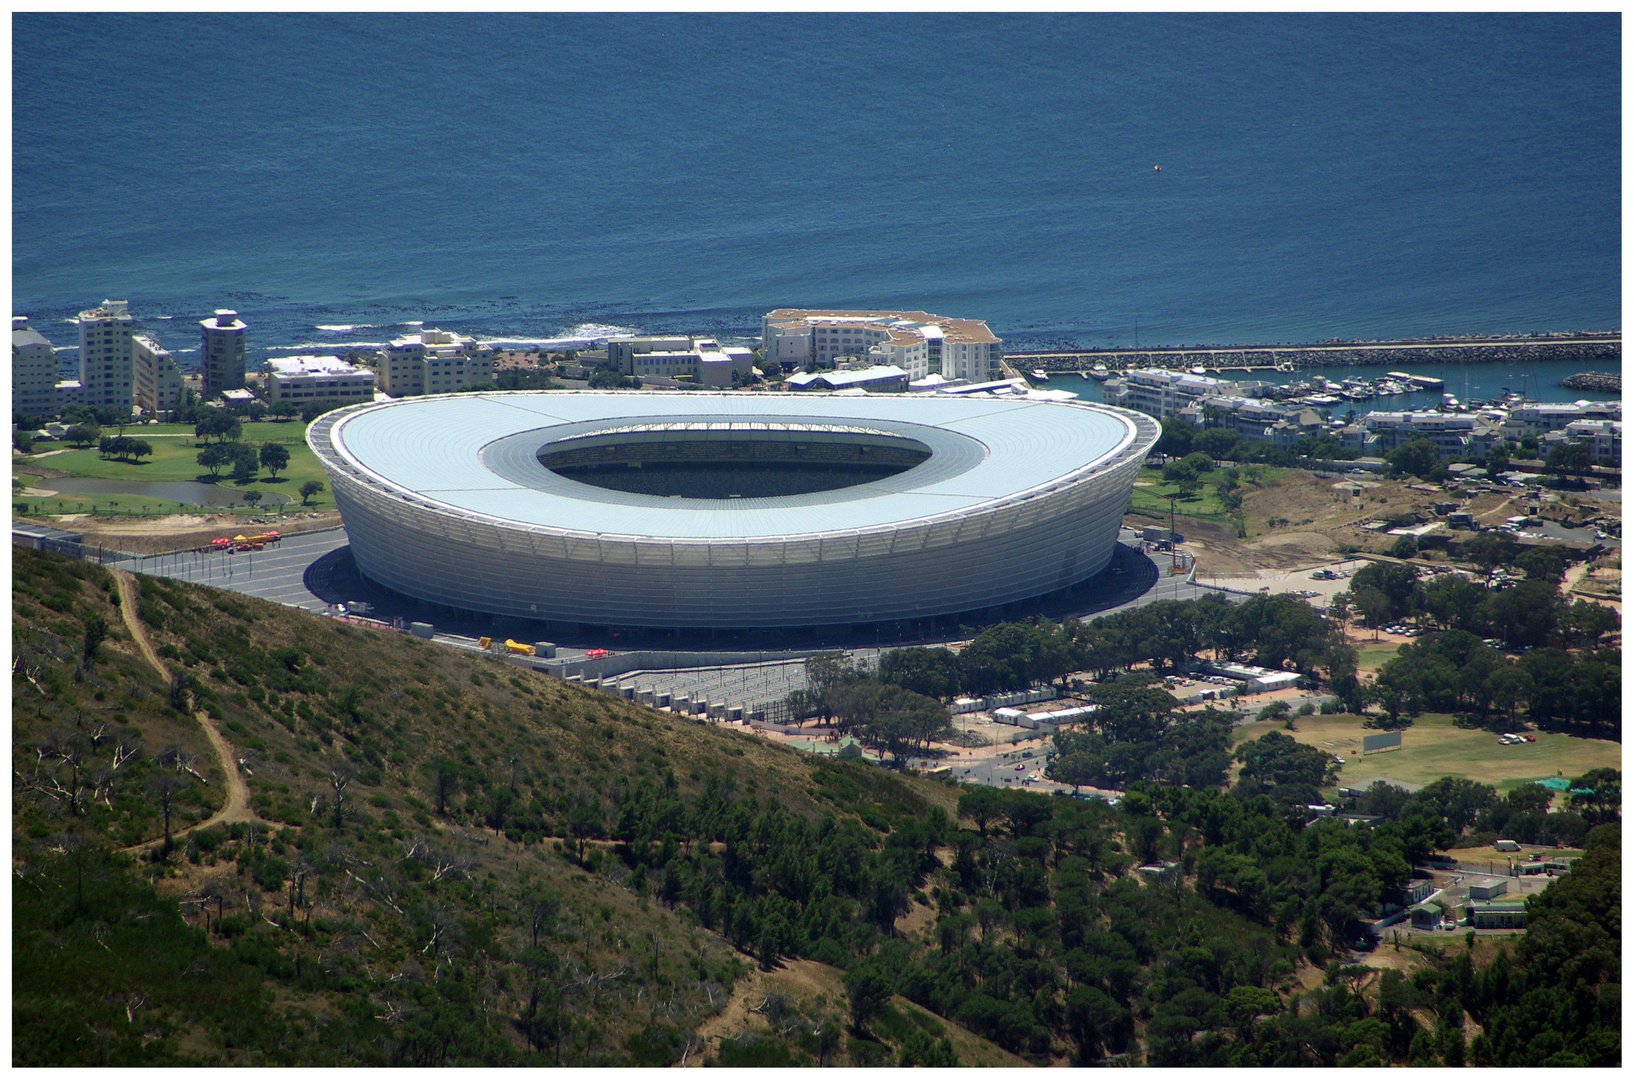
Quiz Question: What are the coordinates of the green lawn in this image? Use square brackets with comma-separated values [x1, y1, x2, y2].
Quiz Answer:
[131, 420, 306, 441]
[1126, 464, 1289, 525]
[1232, 711, 1619, 795]
[13, 419, 333, 514]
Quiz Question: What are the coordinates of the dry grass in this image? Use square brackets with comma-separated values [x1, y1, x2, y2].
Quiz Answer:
[1232, 711, 1620, 794]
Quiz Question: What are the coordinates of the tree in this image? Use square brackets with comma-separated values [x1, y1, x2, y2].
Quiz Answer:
[425, 758, 459, 816]
[958, 786, 1003, 838]
[1182, 450, 1215, 475]
[299, 480, 325, 505]
[1514, 546, 1567, 583]
[258, 442, 290, 477]
[81, 614, 108, 666]
[1232, 730, 1336, 803]
[146, 773, 189, 853]
[328, 761, 356, 828]
[1194, 426, 1239, 465]
[1545, 441, 1592, 476]
[1403, 777, 1497, 833]
[567, 796, 603, 862]
[1384, 438, 1446, 481]
[65, 423, 101, 448]
[1162, 458, 1200, 498]
[1349, 586, 1392, 639]
[1389, 535, 1419, 560]
[228, 442, 260, 482]
[242, 490, 263, 508]
[197, 443, 231, 478]
[1157, 415, 1194, 459]
[194, 408, 241, 444]
[877, 646, 961, 700]
[842, 962, 895, 1033]
[269, 399, 299, 419]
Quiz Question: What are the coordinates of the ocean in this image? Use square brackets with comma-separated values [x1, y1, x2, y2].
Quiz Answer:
[12, 13, 1622, 369]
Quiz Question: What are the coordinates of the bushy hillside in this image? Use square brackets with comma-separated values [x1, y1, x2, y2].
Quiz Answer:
[11, 548, 1619, 1067]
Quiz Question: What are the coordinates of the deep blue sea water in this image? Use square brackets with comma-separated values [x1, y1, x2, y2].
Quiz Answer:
[12, 13, 1621, 369]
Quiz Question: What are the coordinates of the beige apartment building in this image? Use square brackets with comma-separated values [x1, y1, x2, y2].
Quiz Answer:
[12, 317, 60, 417]
[132, 334, 184, 420]
[376, 328, 495, 397]
[77, 299, 136, 417]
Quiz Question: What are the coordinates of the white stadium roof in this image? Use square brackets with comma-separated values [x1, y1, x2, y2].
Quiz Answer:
[321, 391, 1138, 540]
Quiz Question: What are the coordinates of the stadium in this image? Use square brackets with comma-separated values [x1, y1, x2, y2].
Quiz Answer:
[307, 392, 1159, 628]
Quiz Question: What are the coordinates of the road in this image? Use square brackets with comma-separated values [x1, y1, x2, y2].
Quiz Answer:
[106, 528, 351, 613]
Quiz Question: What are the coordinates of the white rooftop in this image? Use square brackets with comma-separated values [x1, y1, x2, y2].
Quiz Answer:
[319, 391, 1141, 541]
[269, 355, 370, 377]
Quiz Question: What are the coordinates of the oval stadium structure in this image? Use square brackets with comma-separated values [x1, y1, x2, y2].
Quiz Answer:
[307, 392, 1159, 628]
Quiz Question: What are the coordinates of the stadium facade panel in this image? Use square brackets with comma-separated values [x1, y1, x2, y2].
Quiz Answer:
[308, 392, 1159, 627]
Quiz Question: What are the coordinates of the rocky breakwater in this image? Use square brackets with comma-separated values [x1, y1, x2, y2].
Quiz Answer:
[1018, 332, 1620, 373]
[1560, 371, 1621, 393]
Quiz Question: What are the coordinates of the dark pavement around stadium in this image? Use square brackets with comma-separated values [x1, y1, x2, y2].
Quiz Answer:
[109, 526, 1228, 657]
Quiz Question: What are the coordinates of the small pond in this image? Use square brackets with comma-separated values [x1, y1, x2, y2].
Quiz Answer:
[37, 478, 294, 507]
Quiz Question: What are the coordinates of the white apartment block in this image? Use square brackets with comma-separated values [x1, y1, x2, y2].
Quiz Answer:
[1358, 411, 1501, 455]
[606, 336, 754, 387]
[376, 329, 494, 397]
[1176, 394, 1292, 440]
[11, 318, 60, 417]
[132, 335, 184, 421]
[1102, 369, 1242, 419]
[761, 309, 1002, 382]
[1502, 400, 1622, 438]
[266, 355, 376, 406]
[1540, 419, 1621, 464]
[200, 309, 247, 398]
[77, 299, 136, 418]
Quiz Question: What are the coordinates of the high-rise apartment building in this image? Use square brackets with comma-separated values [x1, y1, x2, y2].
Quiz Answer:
[77, 300, 136, 418]
[12, 317, 60, 417]
[133, 335, 184, 421]
[200, 309, 247, 398]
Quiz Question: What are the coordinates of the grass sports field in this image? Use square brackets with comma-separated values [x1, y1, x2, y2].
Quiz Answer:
[1232, 711, 1620, 795]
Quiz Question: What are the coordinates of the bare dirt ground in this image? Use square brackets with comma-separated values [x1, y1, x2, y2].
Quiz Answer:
[686, 957, 847, 1066]
[40, 510, 342, 554]
[1175, 517, 1343, 577]
[1144, 466, 1561, 578]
